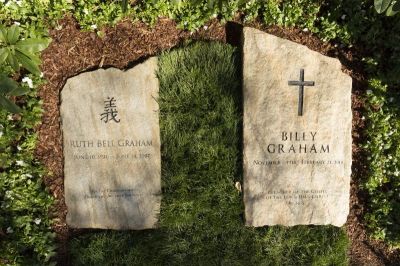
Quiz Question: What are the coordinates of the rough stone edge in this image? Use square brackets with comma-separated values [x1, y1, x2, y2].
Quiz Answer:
[36, 17, 225, 236]
[61, 57, 162, 230]
[241, 26, 353, 228]
[243, 27, 349, 79]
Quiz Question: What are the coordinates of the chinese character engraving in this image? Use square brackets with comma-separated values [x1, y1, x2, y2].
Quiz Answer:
[100, 97, 120, 123]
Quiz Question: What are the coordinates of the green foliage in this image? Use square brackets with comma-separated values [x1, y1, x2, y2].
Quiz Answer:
[121, 0, 129, 13]
[375, 0, 393, 13]
[3, 0, 398, 84]
[0, 24, 50, 75]
[133, 0, 238, 30]
[0, 72, 56, 265]
[0, 17, 55, 264]
[69, 42, 348, 265]
[0, 2, 57, 263]
[363, 79, 400, 248]
[0, 74, 28, 113]
[263, 0, 320, 29]
[72, 0, 127, 30]
[374, 0, 400, 15]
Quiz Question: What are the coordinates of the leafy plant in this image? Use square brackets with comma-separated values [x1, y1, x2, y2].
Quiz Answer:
[374, 0, 400, 15]
[0, 72, 55, 265]
[363, 79, 400, 247]
[0, 24, 49, 75]
[0, 74, 28, 113]
[121, 0, 128, 13]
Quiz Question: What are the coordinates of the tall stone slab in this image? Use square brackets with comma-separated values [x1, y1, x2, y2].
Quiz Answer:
[61, 58, 161, 229]
[243, 28, 352, 227]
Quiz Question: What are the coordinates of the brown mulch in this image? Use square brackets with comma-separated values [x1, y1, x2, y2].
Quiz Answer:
[36, 15, 400, 265]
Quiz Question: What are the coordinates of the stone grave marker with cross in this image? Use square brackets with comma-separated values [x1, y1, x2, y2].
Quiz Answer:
[242, 27, 352, 226]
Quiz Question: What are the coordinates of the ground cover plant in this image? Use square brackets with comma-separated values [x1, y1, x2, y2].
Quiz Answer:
[69, 42, 349, 266]
[0, 71, 56, 264]
[0, 0, 399, 264]
[363, 80, 400, 248]
[1, 0, 399, 84]
[0, 13, 55, 265]
[0, 113, 55, 265]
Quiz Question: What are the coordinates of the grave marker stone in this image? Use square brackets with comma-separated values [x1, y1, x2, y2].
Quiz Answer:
[61, 57, 161, 229]
[242, 28, 352, 227]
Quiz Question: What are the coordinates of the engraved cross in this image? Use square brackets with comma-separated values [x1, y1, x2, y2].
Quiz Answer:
[288, 69, 315, 116]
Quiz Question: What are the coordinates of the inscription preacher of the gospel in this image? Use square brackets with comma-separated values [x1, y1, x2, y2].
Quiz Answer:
[243, 27, 352, 227]
[61, 57, 161, 229]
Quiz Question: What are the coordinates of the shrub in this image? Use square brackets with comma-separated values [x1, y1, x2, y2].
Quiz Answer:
[363, 79, 400, 247]
[0, 75, 56, 265]
[0, 20, 55, 265]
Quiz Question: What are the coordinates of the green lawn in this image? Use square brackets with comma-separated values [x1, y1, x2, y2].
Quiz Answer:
[69, 42, 348, 266]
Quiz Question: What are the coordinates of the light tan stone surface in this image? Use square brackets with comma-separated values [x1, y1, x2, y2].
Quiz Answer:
[243, 28, 352, 227]
[61, 58, 161, 229]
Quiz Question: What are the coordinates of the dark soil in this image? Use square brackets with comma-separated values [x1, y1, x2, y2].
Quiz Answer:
[36, 15, 400, 266]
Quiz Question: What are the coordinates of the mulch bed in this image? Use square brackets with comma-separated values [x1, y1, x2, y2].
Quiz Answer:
[36, 15, 400, 265]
